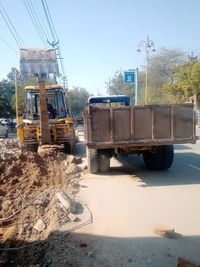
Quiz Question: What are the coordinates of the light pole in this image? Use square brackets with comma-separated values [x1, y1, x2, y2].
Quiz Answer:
[137, 35, 156, 104]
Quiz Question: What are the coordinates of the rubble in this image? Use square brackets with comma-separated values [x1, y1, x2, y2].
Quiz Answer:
[56, 191, 77, 213]
[66, 163, 82, 176]
[0, 139, 84, 266]
[33, 219, 46, 232]
[68, 213, 81, 222]
[178, 257, 200, 267]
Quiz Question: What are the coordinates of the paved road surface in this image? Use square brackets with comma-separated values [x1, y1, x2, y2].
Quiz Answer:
[74, 132, 200, 267]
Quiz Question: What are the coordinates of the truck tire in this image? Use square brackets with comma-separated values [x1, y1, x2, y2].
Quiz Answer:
[87, 148, 99, 174]
[143, 145, 174, 170]
[63, 142, 72, 154]
[99, 151, 110, 173]
[161, 145, 174, 170]
[143, 146, 163, 170]
[5, 129, 8, 138]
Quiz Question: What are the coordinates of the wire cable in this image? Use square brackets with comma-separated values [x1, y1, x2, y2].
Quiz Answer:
[0, 1, 24, 48]
[0, 37, 17, 53]
[0, 0, 25, 47]
[2, 0, 34, 47]
[41, 0, 67, 82]
[41, 0, 56, 41]
[23, 0, 47, 47]
[0, 196, 93, 251]
[28, 0, 49, 43]
[32, 0, 51, 41]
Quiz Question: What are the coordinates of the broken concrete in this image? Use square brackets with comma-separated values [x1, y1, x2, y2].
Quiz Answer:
[33, 219, 46, 232]
[56, 191, 77, 214]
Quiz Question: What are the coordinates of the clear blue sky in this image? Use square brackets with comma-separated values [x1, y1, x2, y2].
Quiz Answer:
[0, 0, 200, 95]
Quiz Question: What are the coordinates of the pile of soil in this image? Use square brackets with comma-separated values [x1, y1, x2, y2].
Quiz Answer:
[0, 139, 86, 266]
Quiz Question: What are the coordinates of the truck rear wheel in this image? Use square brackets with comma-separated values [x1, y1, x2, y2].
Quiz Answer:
[87, 148, 99, 174]
[143, 146, 163, 170]
[161, 145, 174, 170]
[143, 145, 174, 170]
[63, 142, 72, 154]
[99, 151, 110, 173]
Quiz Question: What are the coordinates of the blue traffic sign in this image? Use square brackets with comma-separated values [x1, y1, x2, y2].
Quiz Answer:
[124, 71, 135, 84]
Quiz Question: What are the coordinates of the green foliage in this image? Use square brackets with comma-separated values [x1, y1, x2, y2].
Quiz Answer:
[10, 85, 26, 115]
[2, 68, 92, 118]
[106, 71, 136, 104]
[158, 60, 200, 106]
[0, 79, 15, 117]
[175, 60, 200, 95]
[152, 83, 186, 104]
[6, 68, 60, 116]
[7, 68, 55, 86]
[147, 48, 186, 103]
[67, 87, 90, 115]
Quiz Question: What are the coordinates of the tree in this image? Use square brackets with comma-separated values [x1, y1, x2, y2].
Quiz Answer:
[145, 48, 186, 103]
[161, 59, 200, 107]
[106, 71, 140, 104]
[67, 87, 90, 115]
[6, 68, 59, 115]
[0, 79, 15, 117]
[10, 85, 26, 115]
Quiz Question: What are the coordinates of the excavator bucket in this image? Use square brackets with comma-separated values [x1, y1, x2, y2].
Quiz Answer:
[20, 48, 59, 76]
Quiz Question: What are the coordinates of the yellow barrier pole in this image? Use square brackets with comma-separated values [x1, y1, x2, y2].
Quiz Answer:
[14, 68, 19, 123]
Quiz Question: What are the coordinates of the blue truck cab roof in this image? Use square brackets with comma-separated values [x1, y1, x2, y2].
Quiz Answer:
[88, 95, 130, 106]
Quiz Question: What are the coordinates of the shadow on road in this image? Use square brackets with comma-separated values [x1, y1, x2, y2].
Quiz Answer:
[101, 151, 200, 187]
[75, 140, 200, 187]
[1, 230, 200, 267]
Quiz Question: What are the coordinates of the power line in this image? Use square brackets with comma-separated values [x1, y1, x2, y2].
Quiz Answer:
[0, 37, 18, 53]
[41, 0, 67, 81]
[41, 0, 57, 41]
[0, 0, 25, 48]
[23, 0, 47, 47]
[28, 0, 49, 42]
[2, 0, 34, 45]
[0, 0, 25, 47]
[33, 0, 51, 39]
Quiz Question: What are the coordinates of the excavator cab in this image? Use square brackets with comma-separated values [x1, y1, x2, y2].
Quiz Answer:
[17, 48, 75, 153]
[24, 85, 68, 120]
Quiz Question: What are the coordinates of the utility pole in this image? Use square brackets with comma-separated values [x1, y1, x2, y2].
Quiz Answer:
[62, 75, 68, 91]
[137, 35, 156, 104]
[47, 39, 59, 48]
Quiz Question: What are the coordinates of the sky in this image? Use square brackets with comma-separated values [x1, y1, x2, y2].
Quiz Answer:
[0, 0, 200, 95]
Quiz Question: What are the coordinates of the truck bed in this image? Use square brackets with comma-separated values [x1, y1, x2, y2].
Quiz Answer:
[85, 103, 196, 149]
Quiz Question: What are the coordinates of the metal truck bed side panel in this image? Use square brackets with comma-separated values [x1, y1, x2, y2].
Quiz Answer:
[113, 109, 131, 141]
[173, 105, 194, 138]
[154, 107, 171, 139]
[91, 109, 111, 142]
[134, 107, 152, 140]
[85, 104, 196, 147]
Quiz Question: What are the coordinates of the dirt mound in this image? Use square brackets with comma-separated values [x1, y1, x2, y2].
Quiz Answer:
[0, 140, 84, 266]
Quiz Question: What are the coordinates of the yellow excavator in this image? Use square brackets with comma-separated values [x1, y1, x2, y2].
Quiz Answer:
[17, 48, 75, 153]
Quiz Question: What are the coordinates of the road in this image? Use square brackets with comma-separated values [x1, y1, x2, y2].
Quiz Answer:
[74, 128, 200, 267]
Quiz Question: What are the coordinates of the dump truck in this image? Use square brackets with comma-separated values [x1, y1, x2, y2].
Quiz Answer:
[84, 95, 197, 173]
[17, 48, 75, 153]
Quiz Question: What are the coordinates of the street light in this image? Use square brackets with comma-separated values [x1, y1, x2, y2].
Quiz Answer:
[137, 35, 156, 104]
